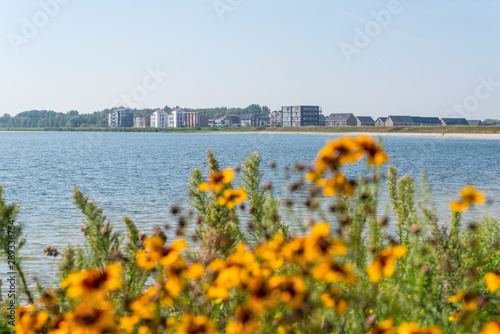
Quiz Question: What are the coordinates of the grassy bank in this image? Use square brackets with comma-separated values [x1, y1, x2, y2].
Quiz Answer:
[1, 125, 499, 134]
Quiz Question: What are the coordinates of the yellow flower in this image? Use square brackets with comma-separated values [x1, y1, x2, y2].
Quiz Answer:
[398, 322, 443, 334]
[217, 188, 248, 209]
[318, 172, 355, 197]
[320, 288, 348, 315]
[47, 316, 67, 334]
[138, 326, 152, 334]
[304, 222, 348, 261]
[63, 301, 115, 334]
[281, 236, 307, 265]
[226, 306, 259, 334]
[255, 233, 286, 270]
[447, 291, 478, 311]
[15, 305, 49, 334]
[366, 245, 407, 283]
[136, 238, 186, 270]
[311, 261, 357, 284]
[480, 321, 500, 334]
[268, 276, 307, 309]
[61, 262, 123, 301]
[485, 272, 500, 293]
[178, 314, 216, 334]
[198, 168, 234, 193]
[247, 276, 279, 313]
[130, 285, 162, 319]
[119, 315, 140, 333]
[450, 185, 486, 212]
[356, 135, 390, 166]
[366, 318, 396, 334]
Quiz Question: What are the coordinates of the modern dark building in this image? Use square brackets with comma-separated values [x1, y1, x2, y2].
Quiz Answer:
[240, 114, 259, 127]
[411, 116, 442, 126]
[356, 116, 375, 126]
[441, 118, 469, 126]
[385, 116, 415, 127]
[375, 117, 387, 127]
[282, 106, 320, 127]
[108, 108, 134, 127]
[325, 113, 357, 126]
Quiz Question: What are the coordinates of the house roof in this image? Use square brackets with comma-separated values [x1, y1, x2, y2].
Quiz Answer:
[411, 116, 441, 124]
[171, 108, 183, 112]
[241, 113, 257, 120]
[468, 120, 482, 126]
[356, 116, 375, 123]
[327, 113, 355, 121]
[441, 118, 469, 125]
[388, 115, 414, 123]
[376, 117, 387, 122]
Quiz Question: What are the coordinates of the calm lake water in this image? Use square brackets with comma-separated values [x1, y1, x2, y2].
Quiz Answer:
[1, 131, 499, 287]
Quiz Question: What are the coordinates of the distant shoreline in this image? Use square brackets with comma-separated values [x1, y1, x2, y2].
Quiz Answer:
[1, 126, 500, 139]
[247, 131, 500, 140]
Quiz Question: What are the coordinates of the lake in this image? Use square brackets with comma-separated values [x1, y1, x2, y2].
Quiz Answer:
[0, 131, 499, 287]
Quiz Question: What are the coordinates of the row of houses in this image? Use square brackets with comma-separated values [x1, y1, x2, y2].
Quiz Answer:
[109, 108, 212, 128]
[319, 114, 482, 127]
[108, 108, 484, 128]
[108, 108, 271, 128]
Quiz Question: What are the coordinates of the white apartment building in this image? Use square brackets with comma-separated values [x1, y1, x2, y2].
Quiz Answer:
[168, 108, 185, 127]
[150, 109, 168, 128]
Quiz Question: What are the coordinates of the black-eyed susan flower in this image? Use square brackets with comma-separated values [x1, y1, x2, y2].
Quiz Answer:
[247, 276, 279, 313]
[47, 316, 67, 334]
[311, 261, 357, 284]
[268, 275, 307, 309]
[304, 222, 347, 261]
[61, 262, 123, 301]
[130, 285, 163, 319]
[281, 236, 307, 266]
[63, 301, 115, 334]
[485, 272, 500, 293]
[447, 291, 479, 311]
[119, 315, 140, 334]
[198, 168, 234, 193]
[450, 185, 486, 212]
[136, 237, 186, 270]
[177, 314, 216, 334]
[356, 135, 390, 166]
[320, 287, 348, 315]
[366, 318, 396, 334]
[254, 233, 286, 270]
[138, 326, 152, 334]
[397, 322, 443, 334]
[163, 260, 205, 301]
[15, 305, 49, 334]
[316, 137, 364, 171]
[217, 188, 248, 209]
[226, 306, 259, 334]
[479, 321, 500, 334]
[317, 172, 356, 197]
[366, 245, 407, 283]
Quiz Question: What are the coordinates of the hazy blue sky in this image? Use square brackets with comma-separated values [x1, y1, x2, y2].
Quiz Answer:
[1, 0, 499, 119]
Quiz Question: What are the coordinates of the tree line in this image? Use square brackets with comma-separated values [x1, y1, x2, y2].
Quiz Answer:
[0, 104, 271, 128]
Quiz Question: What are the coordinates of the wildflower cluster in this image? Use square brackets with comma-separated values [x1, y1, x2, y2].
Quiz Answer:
[306, 135, 389, 196]
[1, 136, 499, 334]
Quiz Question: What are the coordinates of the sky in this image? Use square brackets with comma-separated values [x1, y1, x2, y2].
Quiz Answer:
[0, 0, 499, 120]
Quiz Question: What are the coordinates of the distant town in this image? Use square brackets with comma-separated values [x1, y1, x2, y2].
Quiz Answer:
[109, 106, 486, 128]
